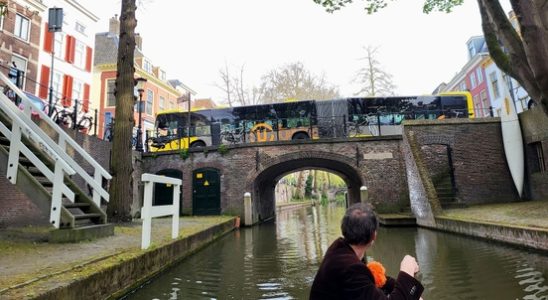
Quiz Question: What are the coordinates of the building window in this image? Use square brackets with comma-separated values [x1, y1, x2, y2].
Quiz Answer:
[468, 43, 476, 58]
[72, 80, 83, 103]
[146, 89, 153, 115]
[459, 81, 467, 91]
[15, 14, 30, 41]
[476, 69, 483, 84]
[74, 40, 85, 68]
[489, 72, 500, 99]
[52, 71, 62, 101]
[480, 90, 489, 116]
[107, 79, 116, 106]
[10, 55, 27, 89]
[143, 59, 152, 73]
[75, 22, 86, 34]
[470, 73, 477, 89]
[159, 96, 165, 111]
[54, 32, 64, 59]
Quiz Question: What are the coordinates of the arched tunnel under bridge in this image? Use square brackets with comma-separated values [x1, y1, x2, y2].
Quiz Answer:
[254, 158, 364, 222]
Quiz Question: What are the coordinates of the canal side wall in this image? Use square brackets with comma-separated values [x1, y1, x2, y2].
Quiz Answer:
[402, 118, 520, 226]
[29, 218, 236, 300]
[434, 217, 548, 252]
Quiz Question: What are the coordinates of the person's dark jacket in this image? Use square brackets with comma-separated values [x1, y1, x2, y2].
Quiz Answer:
[310, 238, 424, 300]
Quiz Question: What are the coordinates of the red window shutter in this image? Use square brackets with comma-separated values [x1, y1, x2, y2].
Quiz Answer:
[65, 36, 71, 62]
[66, 76, 73, 107]
[62, 75, 73, 107]
[62, 75, 68, 106]
[44, 23, 53, 53]
[65, 36, 75, 63]
[70, 37, 76, 63]
[85, 46, 92, 72]
[83, 83, 90, 112]
[38, 65, 50, 99]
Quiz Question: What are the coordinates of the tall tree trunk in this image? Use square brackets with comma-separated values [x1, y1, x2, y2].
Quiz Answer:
[107, 0, 137, 223]
[510, 0, 548, 113]
[295, 171, 306, 199]
[313, 170, 318, 194]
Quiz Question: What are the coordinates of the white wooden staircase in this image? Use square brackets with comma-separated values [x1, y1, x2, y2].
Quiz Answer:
[0, 72, 113, 242]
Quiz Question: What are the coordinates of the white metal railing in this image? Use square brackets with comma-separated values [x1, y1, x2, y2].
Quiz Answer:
[0, 73, 112, 207]
[140, 173, 181, 249]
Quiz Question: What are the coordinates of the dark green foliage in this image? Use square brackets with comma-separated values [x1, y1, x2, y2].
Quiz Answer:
[218, 144, 229, 155]
[179, 148, 189, 160]
[305, 175, 313, 198]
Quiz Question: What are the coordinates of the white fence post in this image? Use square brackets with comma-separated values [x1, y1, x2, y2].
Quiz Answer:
[141, 179, 153, 250]
[172, 183, 180, 239]
[140, 173, 182, 249]
[360, 186, 368, 203]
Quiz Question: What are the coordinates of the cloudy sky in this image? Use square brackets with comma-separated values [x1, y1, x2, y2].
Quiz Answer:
[79, 0, 512, 102]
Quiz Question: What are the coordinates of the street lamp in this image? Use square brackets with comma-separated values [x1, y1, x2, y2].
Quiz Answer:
[135, 77, 147, 152]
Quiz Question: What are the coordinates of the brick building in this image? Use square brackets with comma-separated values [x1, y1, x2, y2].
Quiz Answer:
[0, 0, 46, 95]
[91, 16, 193, 142]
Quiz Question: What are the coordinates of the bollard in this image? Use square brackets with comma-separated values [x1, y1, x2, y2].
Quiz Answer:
[360, 186, 368, 203]
[344, 191, 348, 208]
[244, 192, 252, 226]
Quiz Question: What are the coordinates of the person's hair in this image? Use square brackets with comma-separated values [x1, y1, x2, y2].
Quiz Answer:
[341, 203, 379, 245]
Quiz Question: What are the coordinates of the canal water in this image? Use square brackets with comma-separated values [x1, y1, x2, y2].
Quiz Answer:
[124, 205, 548, 300]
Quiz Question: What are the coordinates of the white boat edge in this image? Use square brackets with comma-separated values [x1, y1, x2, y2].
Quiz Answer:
[500, 97, 524, 197]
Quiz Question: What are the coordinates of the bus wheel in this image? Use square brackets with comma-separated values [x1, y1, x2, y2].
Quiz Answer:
[292, 132, 309, 140]
[190, 141, 206, 148]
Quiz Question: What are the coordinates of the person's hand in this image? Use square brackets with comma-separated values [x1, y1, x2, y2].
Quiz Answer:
[400, 255, 419, 277]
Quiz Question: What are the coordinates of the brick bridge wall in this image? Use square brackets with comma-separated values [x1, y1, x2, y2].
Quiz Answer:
[404, 118, 519, 206]
[142, 137, 409, 223]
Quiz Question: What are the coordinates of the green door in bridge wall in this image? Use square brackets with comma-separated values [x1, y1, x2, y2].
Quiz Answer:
[192, 168, 221, 215]
[153, 169, 183, 214]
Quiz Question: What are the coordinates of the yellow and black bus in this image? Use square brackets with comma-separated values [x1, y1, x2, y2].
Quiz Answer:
[148, 92, 473, 152]
[149, 100, 318, 151]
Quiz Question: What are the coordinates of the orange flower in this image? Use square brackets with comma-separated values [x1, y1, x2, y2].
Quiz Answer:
[367, 261, 387, 288]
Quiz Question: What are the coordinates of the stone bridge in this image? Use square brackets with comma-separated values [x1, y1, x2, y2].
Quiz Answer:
[139, 118, 521, 225]
[141, 137, 407, 223]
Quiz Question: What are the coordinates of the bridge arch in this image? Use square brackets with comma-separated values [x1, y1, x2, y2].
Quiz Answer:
[249, 152, 365, 222]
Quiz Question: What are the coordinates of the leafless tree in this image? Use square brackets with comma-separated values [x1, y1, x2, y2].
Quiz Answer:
[215, 63, 264, 106]
[215, 62, 234, 107]
[260, 62, 339, 103]
[354, 46, 396, 96]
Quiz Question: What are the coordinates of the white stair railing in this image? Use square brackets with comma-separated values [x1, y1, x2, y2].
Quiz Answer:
[0, 89, 75, 228]
[0, 72, 112, 226]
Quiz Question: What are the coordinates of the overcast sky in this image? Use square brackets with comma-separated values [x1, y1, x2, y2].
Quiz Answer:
[80, 0, 512, 102]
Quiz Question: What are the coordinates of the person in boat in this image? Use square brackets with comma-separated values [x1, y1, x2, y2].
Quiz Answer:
[309, 203, 424, 300]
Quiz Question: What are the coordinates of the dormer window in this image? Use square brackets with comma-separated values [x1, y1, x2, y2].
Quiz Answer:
[468, 43, 476, 58]
[143, 59, 152, 73]
[160, 70, 166, 81]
